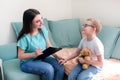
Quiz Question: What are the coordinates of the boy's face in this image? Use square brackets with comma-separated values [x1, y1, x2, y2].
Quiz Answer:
[82, 21, 95, 36]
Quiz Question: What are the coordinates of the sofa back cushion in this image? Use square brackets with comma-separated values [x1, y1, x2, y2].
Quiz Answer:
[11, 22, 22, 37]
[48, 18, 82, 48]
[43, 19, 57, 46]
[0, 43, 17, 61]
[97, 26, 120, 59]
[11, 18, 56, 46]
[111, 30, 120, 59]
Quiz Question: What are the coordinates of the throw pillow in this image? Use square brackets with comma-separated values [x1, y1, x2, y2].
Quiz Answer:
[48, 18, 82, 48]
[11, 22, 22, 37]
[111, 30, 120, 59]
[97, 26, 120, 59]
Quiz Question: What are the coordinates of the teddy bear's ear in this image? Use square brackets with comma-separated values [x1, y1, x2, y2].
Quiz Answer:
[88, 52, 90, 56]
[86, 52, 89, 56]
[80, 49, 83, 54]
[83, 48, 91, 56]
[88, 49, 91, 56]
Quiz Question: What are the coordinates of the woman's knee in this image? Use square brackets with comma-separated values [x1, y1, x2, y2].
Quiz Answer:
[40, 65, 54, 80]
[20, 61, 54, 75]
[35, 62, 54, 76]
[45, 64, 54, 74]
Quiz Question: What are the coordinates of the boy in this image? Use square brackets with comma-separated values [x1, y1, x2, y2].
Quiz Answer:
[59, 18, 104, 80]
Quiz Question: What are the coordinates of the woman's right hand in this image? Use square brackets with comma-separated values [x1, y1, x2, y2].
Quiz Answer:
[58, 58, 67, 65]
[35, 48, 43, 56]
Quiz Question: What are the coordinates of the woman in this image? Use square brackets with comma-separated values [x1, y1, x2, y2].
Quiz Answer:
[17, 8, 64, 80]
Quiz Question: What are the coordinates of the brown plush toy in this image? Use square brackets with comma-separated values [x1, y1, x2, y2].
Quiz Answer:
[77, 48, 91, 69]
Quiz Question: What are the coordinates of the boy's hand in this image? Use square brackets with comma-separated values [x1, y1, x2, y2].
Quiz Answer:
[78, 57, 85, 64]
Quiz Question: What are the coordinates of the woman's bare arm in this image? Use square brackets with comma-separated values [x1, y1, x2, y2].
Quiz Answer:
[18, 47, 42, 60]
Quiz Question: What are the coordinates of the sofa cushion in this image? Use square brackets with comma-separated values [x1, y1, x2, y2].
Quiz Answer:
[11, 22, 22, 37]
[43, 19, 57, 46]
[48, 18, 82, 48]
[3, 59, 40, 80]
[0, 43, 17, 61]
[97, 26, 120, 58]
[11, 18, 56, 46]
[111, 31, 120, 59]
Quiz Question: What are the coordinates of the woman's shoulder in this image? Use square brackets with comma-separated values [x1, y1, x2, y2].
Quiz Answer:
[18, 34, 30, 41]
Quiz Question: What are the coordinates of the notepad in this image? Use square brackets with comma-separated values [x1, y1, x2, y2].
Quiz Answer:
[33, 47, 62, 61]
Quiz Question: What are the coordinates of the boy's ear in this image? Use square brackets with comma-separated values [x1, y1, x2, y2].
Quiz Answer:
[93, 27, 97, 33]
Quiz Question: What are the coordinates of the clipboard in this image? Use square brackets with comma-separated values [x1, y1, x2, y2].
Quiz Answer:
[33, 47, 62, 61]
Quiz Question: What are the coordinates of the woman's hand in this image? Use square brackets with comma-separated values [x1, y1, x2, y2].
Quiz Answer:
[35, 48, 43, 56]
[52, 54, 63, 60]
[58, 58, 67, 65]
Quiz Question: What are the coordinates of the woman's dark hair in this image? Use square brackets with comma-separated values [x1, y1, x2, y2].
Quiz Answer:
[17, 9, 40, 41]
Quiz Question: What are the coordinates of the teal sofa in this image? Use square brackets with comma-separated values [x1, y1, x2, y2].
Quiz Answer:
[0, 18, 120, 80]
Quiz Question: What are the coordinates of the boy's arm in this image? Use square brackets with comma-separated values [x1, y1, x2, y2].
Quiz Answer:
[85, 54, 104, 67]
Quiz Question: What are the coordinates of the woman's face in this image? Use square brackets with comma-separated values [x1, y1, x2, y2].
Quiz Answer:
[32, 14, 43, 29]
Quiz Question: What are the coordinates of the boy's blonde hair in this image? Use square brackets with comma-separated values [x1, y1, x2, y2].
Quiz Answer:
[86, 18, 102, 34]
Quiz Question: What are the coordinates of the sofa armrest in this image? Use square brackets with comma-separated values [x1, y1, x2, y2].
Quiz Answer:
[0, 58, 4, 80]
[0, 42, 17, 61]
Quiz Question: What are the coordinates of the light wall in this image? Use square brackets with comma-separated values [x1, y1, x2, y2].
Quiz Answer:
[0, 0, 72, 45]
[72, 0, 120, 27]
[1, 0, 120, 45]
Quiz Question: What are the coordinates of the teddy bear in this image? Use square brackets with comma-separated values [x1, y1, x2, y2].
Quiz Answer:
[77, 48, 91, 69]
